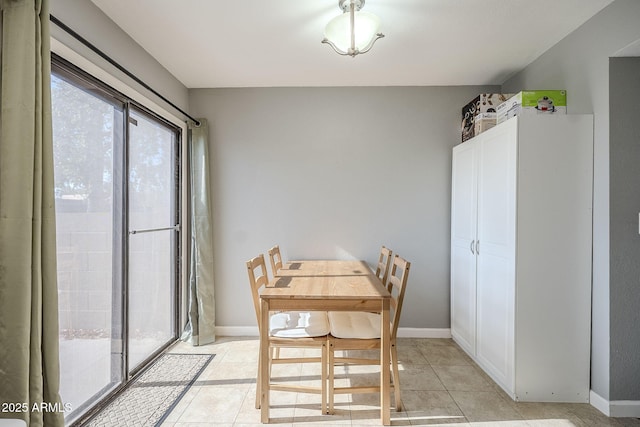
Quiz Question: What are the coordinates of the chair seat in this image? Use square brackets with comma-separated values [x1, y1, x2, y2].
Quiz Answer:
[269, 311, 330, 338]
[328, 311, 381, 339]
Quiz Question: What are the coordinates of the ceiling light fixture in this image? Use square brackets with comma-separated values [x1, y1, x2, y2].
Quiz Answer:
[322, 0, 384, 57]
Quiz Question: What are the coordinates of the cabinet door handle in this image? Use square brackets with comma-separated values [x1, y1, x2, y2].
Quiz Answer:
[476, 240, 480, 255]
[470, 240, 475, 254]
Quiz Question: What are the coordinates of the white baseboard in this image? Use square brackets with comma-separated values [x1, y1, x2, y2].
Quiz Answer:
[590, 390, 610, 416]
[215, 326, 258, 336]
[610, 400, 640, 418]
[590, 390, 640, 418]
[214, 326, 451, 339]
[396, 328, 452, 338]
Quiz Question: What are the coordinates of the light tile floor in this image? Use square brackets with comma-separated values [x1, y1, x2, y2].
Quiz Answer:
[161, 337, 640, 427]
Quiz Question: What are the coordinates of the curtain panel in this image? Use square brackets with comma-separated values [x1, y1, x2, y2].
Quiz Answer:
[181, 119, 216, 346]
[0, 0, 64, 426]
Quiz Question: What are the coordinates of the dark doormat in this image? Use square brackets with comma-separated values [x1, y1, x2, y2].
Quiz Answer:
[84, 353, 214, 427]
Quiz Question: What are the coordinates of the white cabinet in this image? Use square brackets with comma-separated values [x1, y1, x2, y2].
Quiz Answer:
[450, 115, 592, 403]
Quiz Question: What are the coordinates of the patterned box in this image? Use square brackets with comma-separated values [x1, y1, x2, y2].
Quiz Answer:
[462, 93, 513, 142]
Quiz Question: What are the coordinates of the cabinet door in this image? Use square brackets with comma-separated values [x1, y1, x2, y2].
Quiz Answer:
[450, 140, 478, 356]
[475, 120, 517, 392]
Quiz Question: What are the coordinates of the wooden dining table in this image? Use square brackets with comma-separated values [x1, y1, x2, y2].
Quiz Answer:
[259, 259, 392, 425]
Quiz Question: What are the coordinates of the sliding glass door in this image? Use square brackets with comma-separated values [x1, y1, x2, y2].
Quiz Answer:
[127, 109, 179, 371]
[51, 57, 181, 424]
[52, 70, 125, 419]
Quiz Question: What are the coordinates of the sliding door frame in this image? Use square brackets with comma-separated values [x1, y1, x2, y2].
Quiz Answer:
[125, 104, 182, 377]
[51, 53, 183, 426]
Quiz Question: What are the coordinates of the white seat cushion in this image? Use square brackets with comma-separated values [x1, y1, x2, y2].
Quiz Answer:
[328, 311, 381, 339]
[269, 311, 330, 338]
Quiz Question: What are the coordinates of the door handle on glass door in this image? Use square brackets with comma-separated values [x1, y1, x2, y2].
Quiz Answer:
[129, 224, 180, 235]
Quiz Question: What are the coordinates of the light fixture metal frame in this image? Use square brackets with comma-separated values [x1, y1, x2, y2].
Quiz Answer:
[322, 0, 385, 57]
[338, 0, 364, 13]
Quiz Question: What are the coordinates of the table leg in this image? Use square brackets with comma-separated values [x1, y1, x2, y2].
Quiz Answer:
[380, 299, 391, 425]
[260, 299, 271, 423]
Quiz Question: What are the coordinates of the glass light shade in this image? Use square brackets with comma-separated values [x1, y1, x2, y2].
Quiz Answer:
[324, 10, 381, 53]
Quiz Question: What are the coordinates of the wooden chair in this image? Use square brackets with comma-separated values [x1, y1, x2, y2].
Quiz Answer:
[246, 254, 329, 413]
[327, 254, 411, 414]
[375, 246, 393, 284]
[268, 245, 283, 276]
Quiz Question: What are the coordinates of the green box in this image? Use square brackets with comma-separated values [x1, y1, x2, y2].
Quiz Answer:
[497, 90, 567, 124]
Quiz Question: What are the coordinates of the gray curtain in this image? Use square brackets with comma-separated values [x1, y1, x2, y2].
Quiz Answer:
[0, 0, 64, 426]
[181, 119, 216, 345]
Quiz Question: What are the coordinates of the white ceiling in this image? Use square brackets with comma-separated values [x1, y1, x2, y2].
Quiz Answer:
[91, 0, 613, 89]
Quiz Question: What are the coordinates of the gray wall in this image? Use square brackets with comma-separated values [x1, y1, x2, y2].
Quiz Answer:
[189, 86, 497, 330]
[50, 0, 189, 113]
[609, 57, 640, 400]
[502, 0, 640, 402]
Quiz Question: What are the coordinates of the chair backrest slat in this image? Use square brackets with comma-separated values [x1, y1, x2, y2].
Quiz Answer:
[387, 254, 410, 340]
[268, 245, 283, 276]
[375, 246, 393, 285]
[247, 254, 269, 329]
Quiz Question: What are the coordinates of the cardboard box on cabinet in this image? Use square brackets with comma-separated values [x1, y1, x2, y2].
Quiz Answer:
[497, 90, 567, 124]
[462, 93, 513, 142]
[474, 112, 497, 136]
